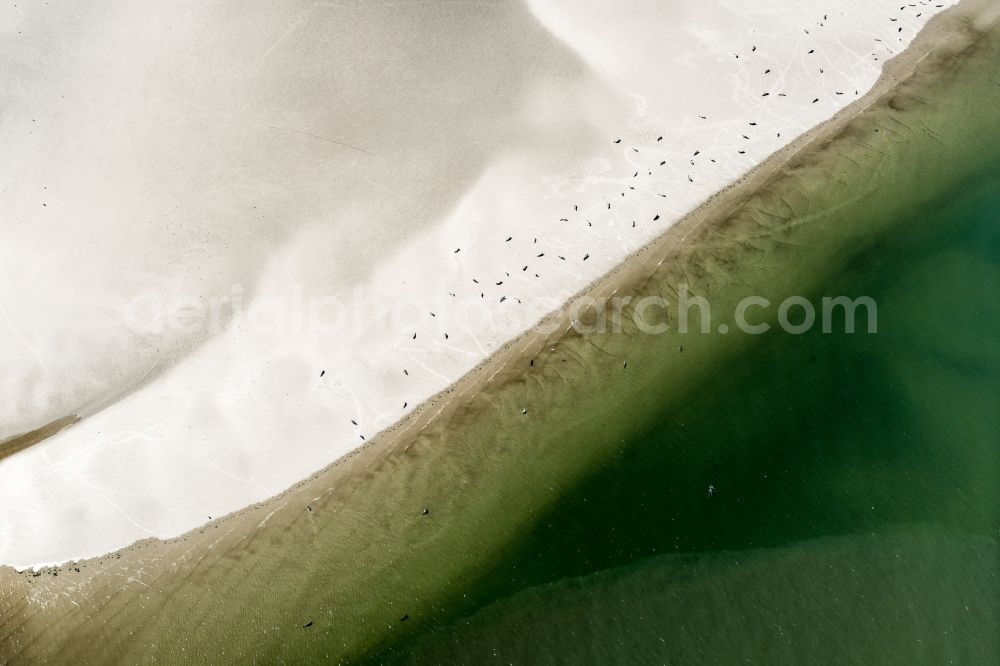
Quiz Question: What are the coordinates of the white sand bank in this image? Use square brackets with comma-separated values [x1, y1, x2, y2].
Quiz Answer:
[0, 0, 955, 568]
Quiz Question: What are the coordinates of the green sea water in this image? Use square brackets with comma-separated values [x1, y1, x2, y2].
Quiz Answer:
[2, 10, 998, 666]
[392, 158, 1000, 665]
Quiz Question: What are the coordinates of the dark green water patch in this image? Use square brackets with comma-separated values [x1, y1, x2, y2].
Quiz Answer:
[398, 165, 1000, 665]
[488, 164, 1000, 578]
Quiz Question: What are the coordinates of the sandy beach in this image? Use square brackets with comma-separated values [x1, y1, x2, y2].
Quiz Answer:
[0, 0, 967, 568]
[0, 1, 995, 655]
